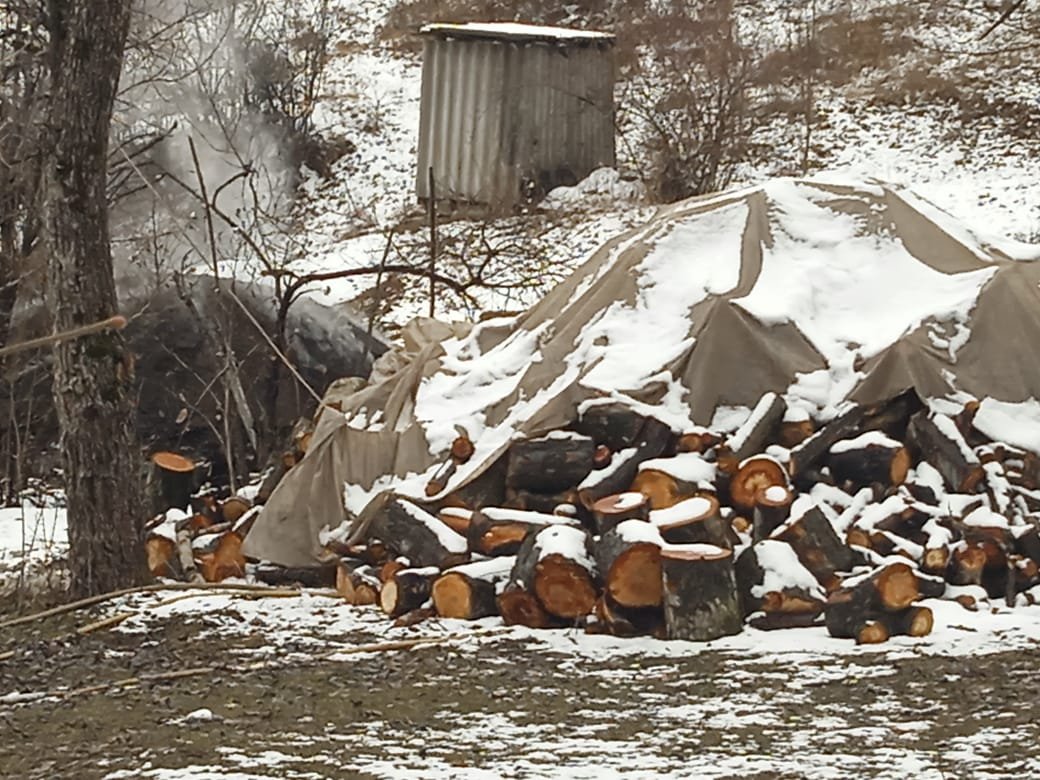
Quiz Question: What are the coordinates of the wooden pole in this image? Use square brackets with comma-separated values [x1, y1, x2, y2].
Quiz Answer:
[427, 166, 437, 317]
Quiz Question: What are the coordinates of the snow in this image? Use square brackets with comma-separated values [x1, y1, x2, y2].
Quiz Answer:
[830, 431, 902, 454]
[397, 501, 467, 553]
[420, 22, 613, 41]
[750, 540, 825, 601]
[763, 485, 790, 503]
[614, 520, 664, 546]
[637, 453, 715, 484]
[573, 446, 631, 491]
[443, 556, 515, 583]
[533, 526, 593, 572]
[649, 497, 714, 528]
[931, 413, 980, 464]
[963, 506, 1009, 529]
[734, 179, 998, 364]
[973, 397, 1040, 455]
[610, 492, 646, 511]
[727, 393, 778, 454]
[480, 507, 576, 526]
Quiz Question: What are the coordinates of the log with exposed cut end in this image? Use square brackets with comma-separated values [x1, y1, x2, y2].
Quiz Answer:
[451, 433, 475, 464]
[730, 456, 787, 511]
[921, 545, 950, 575]
[593, 445, 612, 469]
[827, 433, 911, 490]
[595, 520, 663, 608]
[676, 429, 722, 454]
[379, 559, 408, 583]
[824, 562, 920, 640]
[380, 567, 438, 618]
[150, 451, 196, 513]
[632, 452, 715, 510]
[425, 458, 457, 497]
[577, 418, 674, 505]
[778, 419, 815, 449]
[661, 544, 742, 641]
[726, 393, 786, 462]
[788, 389, 923, 487]
[907, 411, 985, 493]
[735, 539, 824, 618]
[947, 542, 987, 586]
[366, 497, 469, 569]
[650, 495, 731, 548]
[775, 506, 855, 589]
[431, 557, 514, 620]
[146, 535, 179, 578]
[856, 620, 890, 645]
[336, 563, 380, 606]
[466, 507, 576, 557]
[506, 433, 595, 494]
[752, 484, 793, 542]
[197, 531, 245, 583]
[497, 585, 562, 628]
[879, 605, 934, 638]
[505, 525, 598, 620]
[591, 492, 650, 534]
[438, 507, 472, 536]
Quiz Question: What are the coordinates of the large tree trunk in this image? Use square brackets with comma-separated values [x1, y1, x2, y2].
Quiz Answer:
[43, 0, 148, 596]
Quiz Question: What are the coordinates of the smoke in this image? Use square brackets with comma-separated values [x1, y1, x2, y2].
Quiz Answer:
[112, 0, 309, 295]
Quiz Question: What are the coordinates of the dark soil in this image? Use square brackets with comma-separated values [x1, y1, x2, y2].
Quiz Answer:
[1, 607, 1037, 779]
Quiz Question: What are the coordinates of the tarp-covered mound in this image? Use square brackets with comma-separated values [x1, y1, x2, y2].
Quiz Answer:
[245, 176, 1040, 566]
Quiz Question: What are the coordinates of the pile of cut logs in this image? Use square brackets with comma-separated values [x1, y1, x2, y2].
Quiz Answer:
[327, 389, 1040, 644]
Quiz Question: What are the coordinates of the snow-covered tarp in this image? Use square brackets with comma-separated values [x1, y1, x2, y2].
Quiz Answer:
[245, 176, 1040, 567]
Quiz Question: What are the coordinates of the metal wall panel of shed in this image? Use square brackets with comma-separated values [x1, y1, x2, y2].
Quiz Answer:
[417, 37, 510, 204]
[417, 34, 615, 207]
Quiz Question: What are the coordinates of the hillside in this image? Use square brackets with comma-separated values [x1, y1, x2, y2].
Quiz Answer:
[280, 0, 1040, 330]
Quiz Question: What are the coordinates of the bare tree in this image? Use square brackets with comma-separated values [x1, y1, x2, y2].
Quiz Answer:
[42, 0, 148, 596]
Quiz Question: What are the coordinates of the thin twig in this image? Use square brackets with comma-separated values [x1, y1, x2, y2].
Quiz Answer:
[0, 582, 339, 630]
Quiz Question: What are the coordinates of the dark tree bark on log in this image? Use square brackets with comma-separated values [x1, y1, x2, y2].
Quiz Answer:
[752, 485, 793, 542]
[505, 525, 597, 620]
[906, 411, 985, 493]
[573, 403, 647, 450]
[775, 507, 855, 590]
[43, 0, 148, 596]
[827, 439, 911, 490]
[365, 497, 469, 569]
[661, 545, 743, 641]
[506, 434, 595, 494]
[591, 492, 650, 535]
[651, 495, 732, 548]
[577, 418, 673, 506]
[824, 561, 920, 640]
[726, 392, 786, 462]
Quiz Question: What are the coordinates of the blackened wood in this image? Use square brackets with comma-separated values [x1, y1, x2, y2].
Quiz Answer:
[504, 488, 580, 515]
[661, 545, 742, 641]
[573, 403, 647, 450]
[254, 563, 337, 588]
[506, 434, 595, 494]
[776, 507, 855, 590]
[827, 442, 911, 490]
[727, 393, 786, 462]
[366, 497, 469, 569]
[906, 411, 985, 493]
[380, 567, 437, 618]
[595, 522, 662, 608]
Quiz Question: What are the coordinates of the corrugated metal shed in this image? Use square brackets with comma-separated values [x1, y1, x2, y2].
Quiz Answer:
[416, 22, 616, 208]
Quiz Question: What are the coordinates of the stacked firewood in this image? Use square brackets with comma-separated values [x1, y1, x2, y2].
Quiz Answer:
[332, 388, 1040, 643]
[144, 487, 260, 584]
